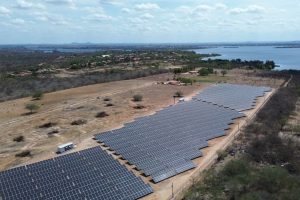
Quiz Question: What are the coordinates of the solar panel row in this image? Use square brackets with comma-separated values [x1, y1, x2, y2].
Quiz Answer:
[95, 100, 245, 183]
[0, 147, 153, 200]
[194, 84, 271, 111]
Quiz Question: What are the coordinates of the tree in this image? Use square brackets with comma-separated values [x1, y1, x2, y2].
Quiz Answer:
[95, 112, 109, 118]
[198, 68, 210, 76]
[177, 77, 194, 85]
[32, 91, 44, 100]
[25, 103, 40, 114]
[265, 60, 276, 70]
[221, 70, 227, 77]
[174, 91, 183, 97]
[133, 94, 143, 102]
[13, 135, 24, 142]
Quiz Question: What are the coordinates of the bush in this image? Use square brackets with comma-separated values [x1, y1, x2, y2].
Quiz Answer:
[32, 91, 43, 100]
[198, 68, 210, 76]
[95, 112, 109, 118]
[48, 130, 59, 136]
[25, 103, 40, 114]
[103, 97, 111, 101]
[39, 122, 57, 128]
[13, 135, 24, 142]
[221, 70, 228, 77]
[133, 94, 143, 102]
[217, 150, 228, 161]
[106, 103, 114, 107]
[221, 159, 250, 177]
[133, 104, 146, 109]
[177, 77, 194, 85]
[71, 119, 87, 125]
[207, 67, 214, 74]
[174, 91, 183, 97]
[15, 150, 31, 157]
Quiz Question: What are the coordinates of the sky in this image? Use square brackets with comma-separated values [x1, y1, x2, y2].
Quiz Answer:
[0, 0, 300, 44]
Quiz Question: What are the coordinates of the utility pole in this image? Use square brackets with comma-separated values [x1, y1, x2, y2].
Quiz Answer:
[171, 182, 174, 199]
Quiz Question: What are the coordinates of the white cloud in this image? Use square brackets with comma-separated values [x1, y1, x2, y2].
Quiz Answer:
[45, 0, 76, 9]
[177, 3, 228, 15]
[134, 3, 160, 11]
[141, 13, 154, 20]
[15, 0, 45, 10]
[82, 6, 114, 22]
[92, 13, 113, 21]
[84, 7, 105, 14]
[121, 8, 131, 13]
[0, 6, 11, 15]
[84, 13, 114, 22]
[176, 6, 193, 15]
[34, 12, 69, 25]
[99, 0, 123, 6]
[10, 18, 26, 25]
[215, 3, 227, 10]
[230, 5, 266, 14]
[194, 5, 214, 12]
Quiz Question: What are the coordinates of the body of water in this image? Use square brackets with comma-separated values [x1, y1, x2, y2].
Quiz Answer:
[193, 46, 300, 70]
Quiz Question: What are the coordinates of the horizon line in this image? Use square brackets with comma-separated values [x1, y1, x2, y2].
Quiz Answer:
[0, 41, 300, 46]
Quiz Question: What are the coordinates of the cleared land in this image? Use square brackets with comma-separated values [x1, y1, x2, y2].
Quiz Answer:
[0, 73, 206, 170]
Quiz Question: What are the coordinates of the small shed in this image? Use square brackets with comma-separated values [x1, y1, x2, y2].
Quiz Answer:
[57, 142, 74, 154]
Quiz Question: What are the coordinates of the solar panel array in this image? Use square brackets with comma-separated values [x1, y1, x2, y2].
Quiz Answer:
[0, 147, 153, 200]
[95, 101, 244, 183]
[195, 84, 272, 111]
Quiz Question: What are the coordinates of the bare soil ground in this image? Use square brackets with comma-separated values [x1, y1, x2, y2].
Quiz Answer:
[0, 73, 207, 170]
[0, 69, 284, 197]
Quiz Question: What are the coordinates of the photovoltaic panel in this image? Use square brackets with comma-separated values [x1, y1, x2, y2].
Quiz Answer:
[95, 100, 245, 183]
[194, 83, 271, 111]
[0, 147, 153, 200]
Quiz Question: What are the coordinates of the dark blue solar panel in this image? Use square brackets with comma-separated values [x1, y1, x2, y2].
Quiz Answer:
[195, 83, 271, 111]
[95, 100, 245, 183]
[0, 147, 153, 200]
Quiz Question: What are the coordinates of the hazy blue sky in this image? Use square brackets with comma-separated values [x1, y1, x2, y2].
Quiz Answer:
[0, 0, 299, 44]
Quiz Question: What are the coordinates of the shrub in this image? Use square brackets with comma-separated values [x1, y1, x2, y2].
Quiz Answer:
[198, 68, 210, 76]
[32, 91, 43, 100]
[217, 150, 228, 161]
[103, 97, 111, 101]
[48, 130, 59, 136]
[207, 67, 214, 74]
[133, 104, 146, 109]
[71, 119, 87, 125]
[95, 112, 109, 118]
[25, 103, 40, 114]
[39, 122, 57, 128]
[15, 150, 31, 157]
[221, 159, 250, 177]
[13, 135, 24, 142]
[133, 94, 143, 102]
[106, 103, 114, 107]
[221, 70, 228, 77]
[174, 91, 183, 97]
[177, 77, 194, 85]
